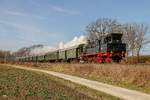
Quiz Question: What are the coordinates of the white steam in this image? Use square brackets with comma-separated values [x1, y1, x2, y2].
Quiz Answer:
[29, 46, 56, 56]
[59, 35, 87, 49]
[29, 35, 87, 56]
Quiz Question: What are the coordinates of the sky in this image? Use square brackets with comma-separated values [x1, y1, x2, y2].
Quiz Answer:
[0, 0, 150, 54]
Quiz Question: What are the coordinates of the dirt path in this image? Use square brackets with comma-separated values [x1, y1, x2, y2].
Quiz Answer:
[5, 64, 150, 100]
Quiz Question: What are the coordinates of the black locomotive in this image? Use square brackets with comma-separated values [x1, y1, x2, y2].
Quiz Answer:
[81, 33, 126, 63]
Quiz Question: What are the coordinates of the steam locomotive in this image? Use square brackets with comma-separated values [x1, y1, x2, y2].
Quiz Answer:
[17, 32, 126, 63]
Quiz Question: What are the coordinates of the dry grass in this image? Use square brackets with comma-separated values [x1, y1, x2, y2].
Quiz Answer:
[126, 55, 150, 64]
[14, 62, 150, 94]
[0, 65, 120, 100]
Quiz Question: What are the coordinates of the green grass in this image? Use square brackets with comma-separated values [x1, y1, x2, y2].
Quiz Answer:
[0, 65, 120, 100]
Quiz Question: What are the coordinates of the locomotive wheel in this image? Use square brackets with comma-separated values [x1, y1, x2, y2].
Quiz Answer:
[105, 58, 112, 63]
[97, 57, 103, 63]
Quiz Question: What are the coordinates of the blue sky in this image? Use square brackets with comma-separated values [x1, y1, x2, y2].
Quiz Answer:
[0, 0, 150, 54]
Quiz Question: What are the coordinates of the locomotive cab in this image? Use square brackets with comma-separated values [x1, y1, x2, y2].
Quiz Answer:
[106, 33, 122, 43]
[105, 33, 126, 52]
[104, 33, 126, 62]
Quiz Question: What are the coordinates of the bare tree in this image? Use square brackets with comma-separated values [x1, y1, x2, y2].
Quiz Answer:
[123, 23, 137, 57]
[134, 23, 149, 62]
[123, 23, 149, 62]
[85, 18, 150, 63]
[85, 18, 121, 41]
[0, 50, 12, 63]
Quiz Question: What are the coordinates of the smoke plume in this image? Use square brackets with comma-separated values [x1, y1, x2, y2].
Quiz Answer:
[29, 45, 56, 56]
[59, 35, 87, 49]
[23, 35, 86, 56]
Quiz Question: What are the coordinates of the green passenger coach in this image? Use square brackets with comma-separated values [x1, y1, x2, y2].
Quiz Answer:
[37, 55, 45, 62]
[59, 50, 66, 61]
[45, 50, 59, 62]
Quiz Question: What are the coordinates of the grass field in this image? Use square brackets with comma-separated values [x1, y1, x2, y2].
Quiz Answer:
[126, 55, 150, 63]
[16, 63, 150, 94]
[0, 65, 120, 100]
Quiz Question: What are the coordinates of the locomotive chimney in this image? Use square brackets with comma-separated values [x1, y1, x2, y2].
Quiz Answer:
[87, 39, 90, 44]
